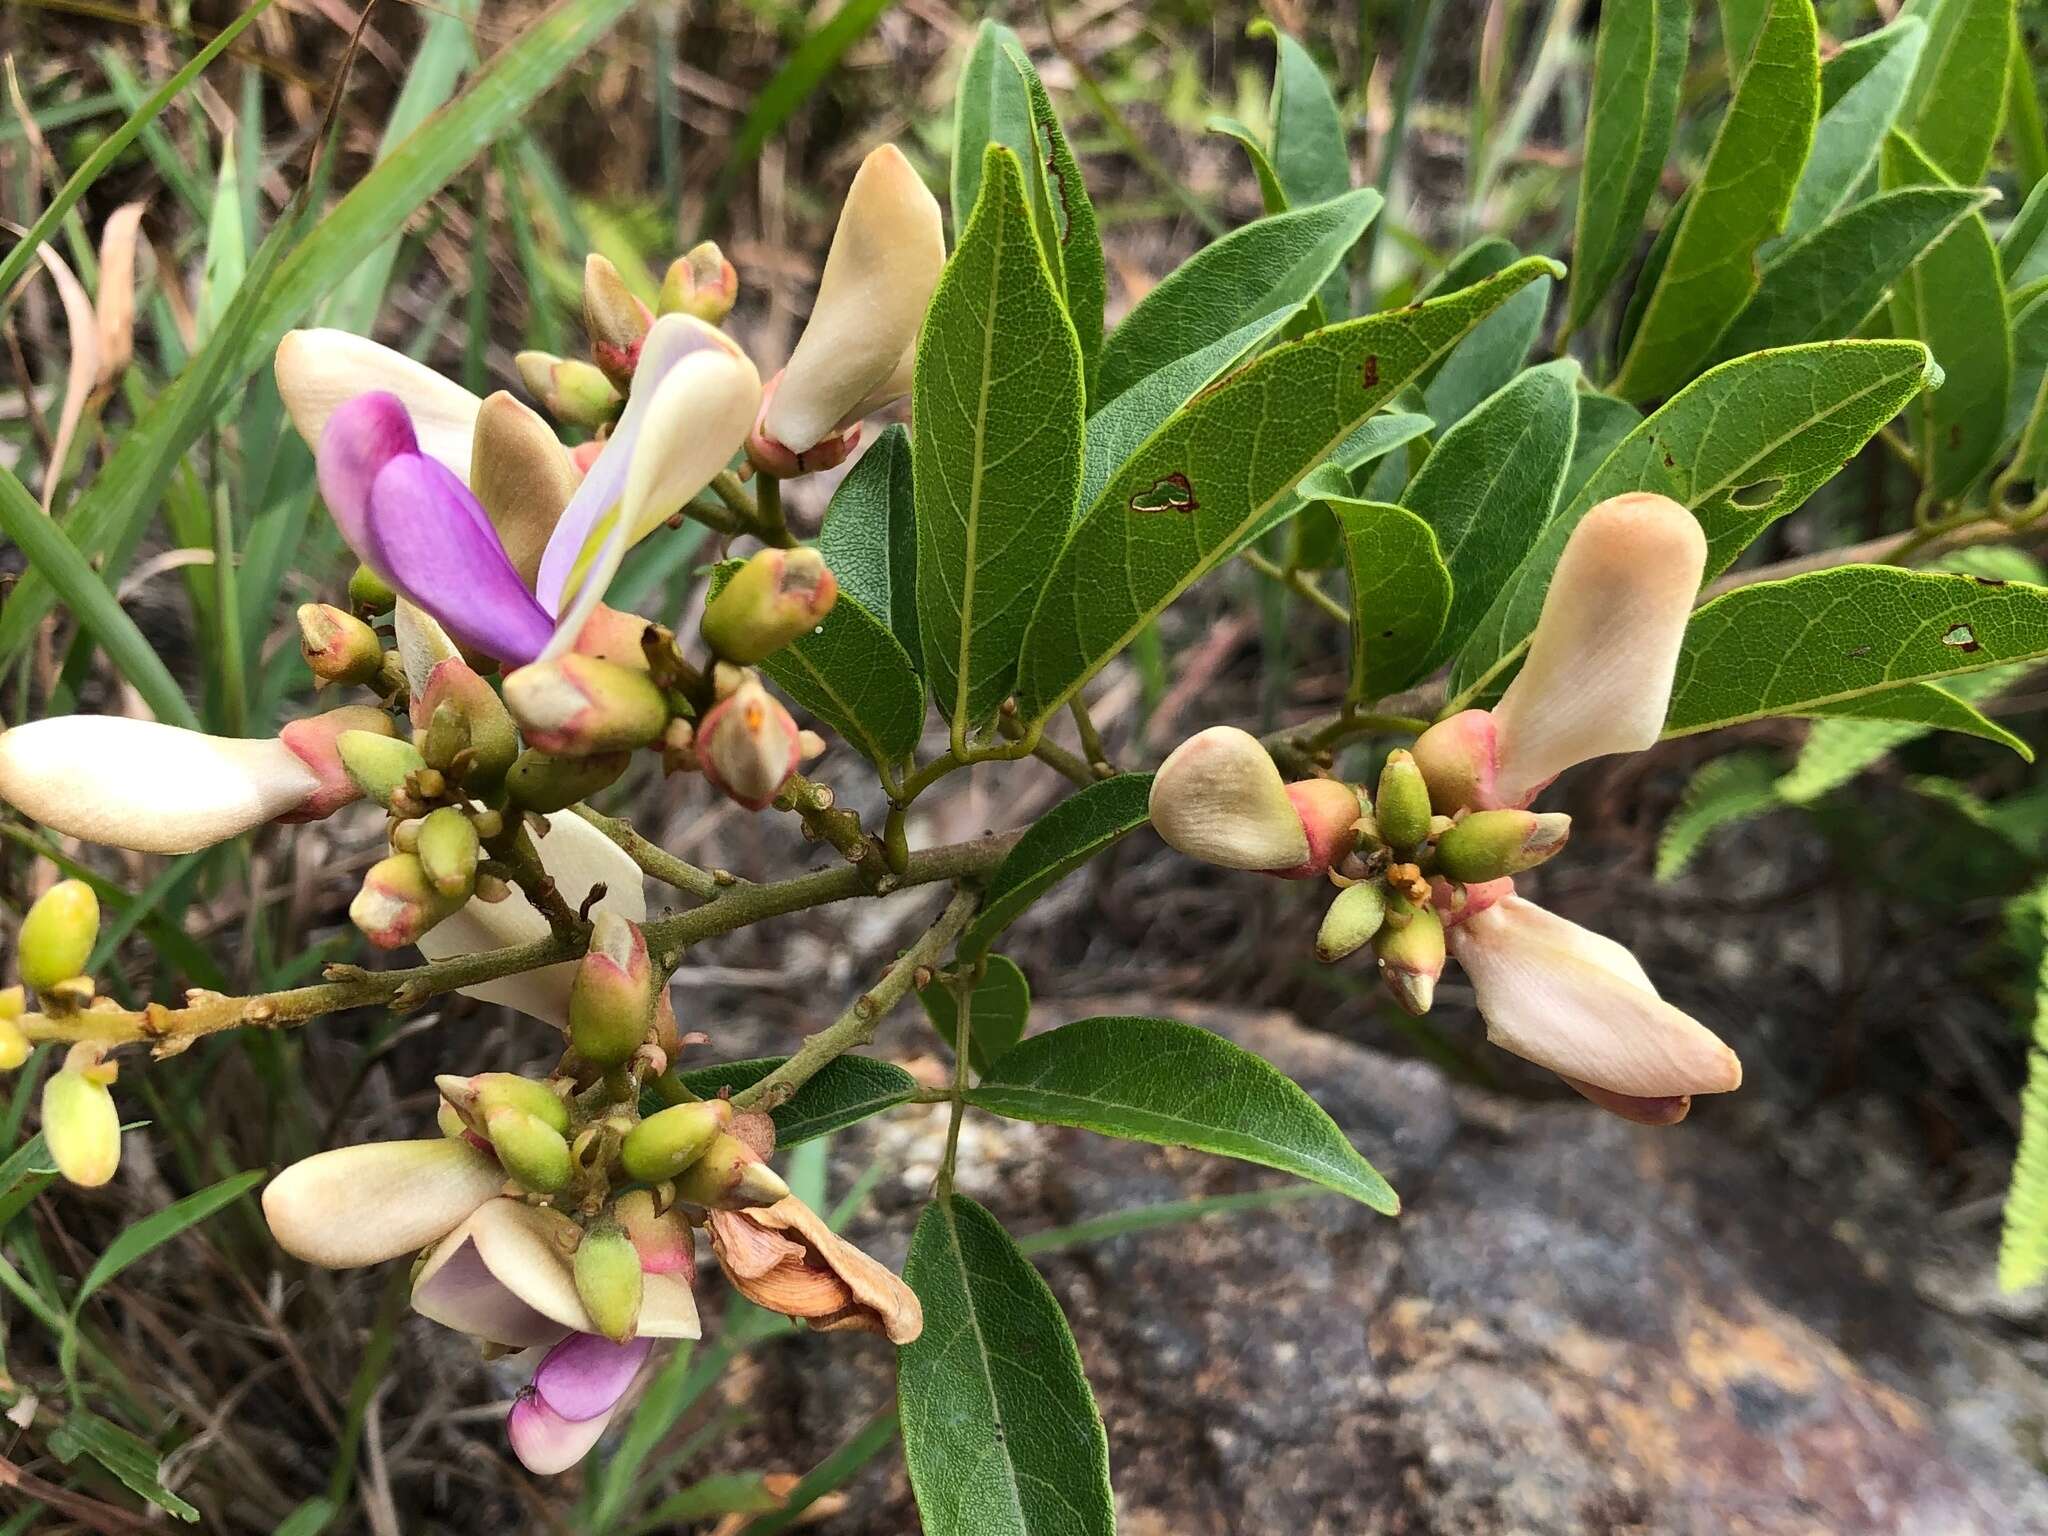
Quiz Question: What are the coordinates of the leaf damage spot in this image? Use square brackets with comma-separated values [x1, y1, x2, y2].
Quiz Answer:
[1129, 473, 1198, 516]
[1941, 623, 1980, 653]
[1845, 645, 1873, 659]
[1360, 355, 1379, 389]
[1973, 576, 2007, 587]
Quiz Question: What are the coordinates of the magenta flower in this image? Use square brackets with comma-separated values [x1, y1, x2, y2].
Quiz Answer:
[506, 1332, 654, 1475]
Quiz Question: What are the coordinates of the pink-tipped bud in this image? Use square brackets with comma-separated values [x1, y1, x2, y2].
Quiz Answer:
[1434, 809, 1571, 884]
[335, 729, 427, 811]
[1274, 779, 1363, 880]
[505, 748, 632, 812]
[701, 547, 840, 664]
[615, 1188, 696, 1280]
[659, 240, 739, 323]
[574, 1221, 645, 1341]
[277, 705, 400, 821]
[570, 913, 657, 1068]
[671, 1131, 791, 1210]
[298, 603, 384, 687]
[620, 1099, 733, 1184]
[504, 655, 670, 757]
[350, 853, 463, 950]
[43, 1059, 120, 1188]
[746, 372, 863, 479]
[515, 350, 623, 430]
[19, 879, 98, 993]
[583, 254, 654, 390]
[572, 605, 655, 670]
[1430, 875, 1515, 930]
[1410, 708, 1505, 814]
[412, 658, 519, 794]
[695, 679, 801, 811]
[1373, 892, 1445, 1016]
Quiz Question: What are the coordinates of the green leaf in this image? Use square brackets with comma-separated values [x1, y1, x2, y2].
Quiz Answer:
[1560, 390, 1642, 507]
[1662, 565, 2048, 736]
[1207, 114, 1289, 213]
[2002, 887, 2048, 1292]
[1565, 0, 1689, 335]
[73, 1169, 263, 1315]
[1424, 273, 1552, 429]
[1402, 359, 1578, 666]
[951, 21, 1038, 241]
[669, 1057, 919, 1145]
[195, 137, 246, 346]
[1449, 340, 1940, 708]
[1901, 0, 2014, 185]
[1798, 681, 2029, 754]
[1237, 409, 1436, 557]
[1655, 751, 1783, 882]
[1776, 665, 2032, 804]
[2005, 175, 2048, 291]
[710, 563, 925, 772]
[965, 1016, 1399, 1211]
[1329, 499, 1451, 701]
[1882, 131, 2012, 499]
[2004, 288, 2048, 486]
[49, 1410, 198, 1522]
[919, 955, 1031, 1075]
[1095, 188, 1382, 403]
[1005, 44, 1106, 394]
[1712, 187, 1986, 361]
[961, 773, 1153, 959]
[819, 424, 920, 665]
[1253, 21, 1352, 317]
[898, 1195, 1114, 1536]
[1611, 0, 1818, 400]
[1018, 256, 1561, 722]
[1719, 0, 1768, 70]
[1783, 14, 1926, 241]
[915, 146, 1086, 733]
[1615, 184, 1689, 366]
[0, 465, 197, 729]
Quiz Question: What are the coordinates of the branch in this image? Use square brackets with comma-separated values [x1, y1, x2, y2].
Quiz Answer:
[573, 805, 721, 900]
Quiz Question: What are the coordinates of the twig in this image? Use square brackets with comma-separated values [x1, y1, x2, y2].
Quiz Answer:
[1241, 548, 1349, 625]
[936, 953, 984, 1200]
[572, 805, 720, 901]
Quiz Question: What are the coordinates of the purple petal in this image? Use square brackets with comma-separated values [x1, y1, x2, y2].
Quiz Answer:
[316, 392, 417, 570]
[365, 454, 557, 665]
[507, 1389, 612, 1475]
[531, 1331, 653, 1422]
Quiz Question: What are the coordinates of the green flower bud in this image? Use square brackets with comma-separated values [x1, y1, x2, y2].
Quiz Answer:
[413, 659, 519, 796]
[348, 563, 397, 615]
[702, 547, 840, 664]
[504, 655, 670, 757]
[350, 854, 463, 950]
[43, 1063, 119, 1187]
[505, 748, 632, 812]
[619, 1098, 732, 1184]
[573, 1221, 644, 1341]
[658, 240, 738, 323]
[1433, 809, 1572, 884]
[583, 253, 653, 390]
[0, 985, 21, 1020]
[0, 1016, 28, 1072]
[1375, 750, 1432, 854]
[516, 350, 623, 431]
[1373, 891, 1445, 1017]
[20, 880, 98, 993]
[671, 1130, 790, 1210]
[570, 913, 657, 1068]
[437, 1071, 571, 1136]
[419, 700, 470, 772]
[416, 807, 481, 901]
[298, 603, 385, 687]
[337, 731, 428, 810]
[487, 1105, 573, 1194]
[1316, 881, 1387, 964]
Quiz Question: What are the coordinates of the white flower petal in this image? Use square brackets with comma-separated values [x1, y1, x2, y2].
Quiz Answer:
[0, 716, 321, 854]
[1149, 726, 1310, 870]
[263, 1138, 502, 1268]
[1449, 895, 1741, 1099]
[417, 811, 645, 1025]
[275, 328, 483, 481]
[761, 144, 944, 453]
[413, 1197, 592, 1338]
[636, 1272, 702, 1341]
[392, 599, 459, 697]
[1491, 493, 1706, 805]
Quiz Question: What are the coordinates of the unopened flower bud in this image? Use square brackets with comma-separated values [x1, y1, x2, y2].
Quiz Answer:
[695, 679, 801, 811]
[1373, 892, 1445, 1016]
[570, 913, 657, 1068]
[437, 1071, 571, 1136]
[19, 879, 98, 993]
[583, 254, 653, 390]
[672, 1130, 790, 1210]
[1410, 709, 1503, 814]
[516, 350, 623, 431]
[747, 372, 861, 479]
[43, 1062, 119, 1187]
[1317, 881, 1387, 963]
[701, 548, 840, 664]
[487, 1105, 573, 1194]
[614, 1187, 695, 1278]
[0, 986, 21, 1021]
[1150, 726, 1309, 871]
[350, 853, 463, 949]
[573, 1221, 644, 1341]
[0, 1016, 28, 1072]
[1375, 751, 1432, 853]
[1277, 779, 1362, 880]
[1434, 810, 1571, 884]
[413, 658, 518, 795]
[659, 240, 739, 323]
[337, 731, 427, 810]
[298, 603, 384, 687]
[619, 1098, 732, 1184]
[349, 563, 397, 615]
[416, 807, 481, 900]
[506, 748, 632, 812]
[504, 655, 670, 757]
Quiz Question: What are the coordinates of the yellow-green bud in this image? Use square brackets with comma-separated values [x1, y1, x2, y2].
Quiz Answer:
[516, 350, 623, 431]
[348, 563, 397, 615]
[413, 658, 519, 796]
[671, 1130, 790, 1210]
[419, 700, 470, 772]
[0, 1016, 28, 1072]
[1375, 750, 1432, 854]
[658, 240, 738, 323]
[1433, 809, 1572, 884]
[570, 913, 656, 1068]
[1373, 891, 1444, 1016]
[619, 1098, 732, 1184]
[19, 880, 98, 993]
[504, 655, 670, 757]
[583, 253, 653, 390]
[437, 1071, 571, 1136]
[298, 603, 385, 687]
[1316, 881, 1387, 964]
[505, 748, 632, 812]
[43, 1064, 119, 1187]
[416, 807, 481, 901]
[487, 1105, 573, 1194]
[350, 854, 463, 950]
[573, 1221, 643, 1341]
[702, 548, 840, 664]
[0, 985, 21, 1021]
[337, 731, 427, 809]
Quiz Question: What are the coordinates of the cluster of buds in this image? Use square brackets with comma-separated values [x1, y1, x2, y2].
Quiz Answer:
[1151, 494, 1742, 1125]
